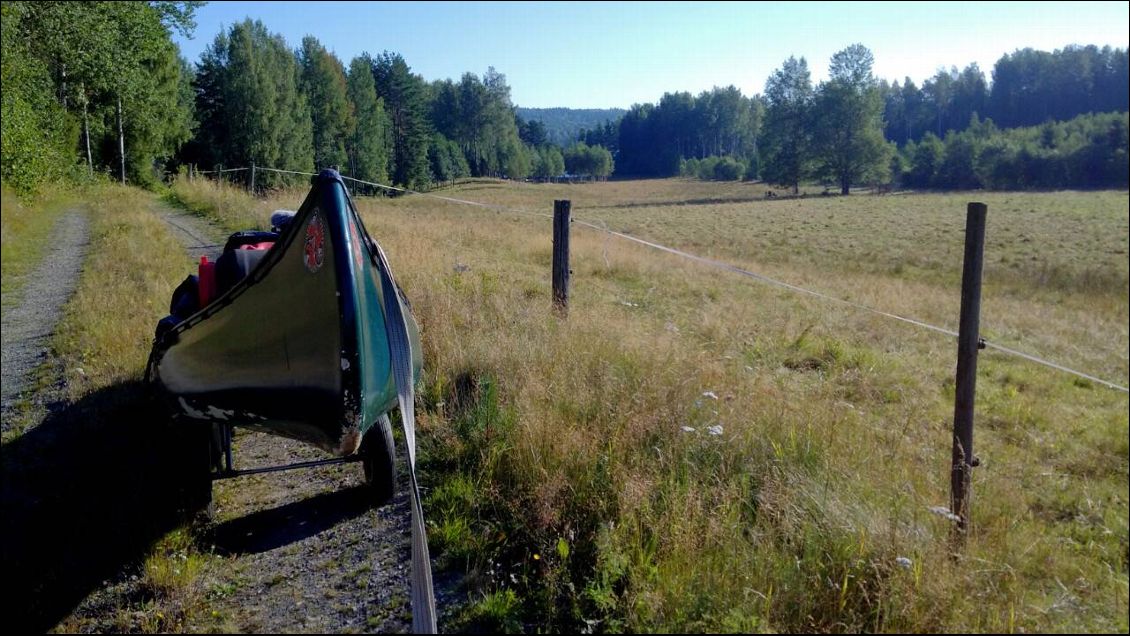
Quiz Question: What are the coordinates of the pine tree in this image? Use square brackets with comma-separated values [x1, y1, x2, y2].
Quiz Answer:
[300, 36, 353, 171]
[372, 52, 430, 188]
[346, 55, 390, 184]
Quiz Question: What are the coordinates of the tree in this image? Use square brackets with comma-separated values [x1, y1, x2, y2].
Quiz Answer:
[194, 20, 313, 187]
[518, 116, 547, 147]
[372, 52, 431, 188]
[563, 142, 613, 180]
[1, 2, 75, 190]
[761, 56, 814, 193]
[937, 131, 981, 189]
[346, 54, 390, 184]
[432, 68, 525, 178]
[988, 46, 1129, 129]
[532, 145, 561, 180]
[428, 133, 453, 185]
[813, 44, 890, 194]
[300, 36, 353, 171]
[907, 133, 944, 188]
[922, 68, 956, 138]
[2, 1, 200, 187]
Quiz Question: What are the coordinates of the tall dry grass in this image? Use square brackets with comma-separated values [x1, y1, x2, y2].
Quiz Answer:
[171, 177, 1129, 632]
[53, 186, 191, 393]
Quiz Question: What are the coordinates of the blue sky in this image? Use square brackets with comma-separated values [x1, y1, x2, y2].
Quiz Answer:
[173, 1, 1130, 109]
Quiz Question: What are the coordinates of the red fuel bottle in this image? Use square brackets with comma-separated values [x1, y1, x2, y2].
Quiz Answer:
[198, 255, 216, 307]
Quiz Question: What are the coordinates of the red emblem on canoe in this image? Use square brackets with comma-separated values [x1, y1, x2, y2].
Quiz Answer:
[304, 212, 325, 273]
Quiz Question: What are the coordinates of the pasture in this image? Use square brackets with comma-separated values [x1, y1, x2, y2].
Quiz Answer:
[170, 175, 1128, 632]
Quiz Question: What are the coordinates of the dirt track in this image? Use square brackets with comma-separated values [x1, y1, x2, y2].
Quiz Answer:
[0, 209, 89, 421]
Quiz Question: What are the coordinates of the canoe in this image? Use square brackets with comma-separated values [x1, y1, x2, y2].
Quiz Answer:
[147, 169, 422, 463]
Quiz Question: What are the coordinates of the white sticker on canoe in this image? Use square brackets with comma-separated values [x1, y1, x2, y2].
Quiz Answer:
[304, 211, 326, 273]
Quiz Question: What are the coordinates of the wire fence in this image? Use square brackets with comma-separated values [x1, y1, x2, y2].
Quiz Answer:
[191, 164, 1129, 394]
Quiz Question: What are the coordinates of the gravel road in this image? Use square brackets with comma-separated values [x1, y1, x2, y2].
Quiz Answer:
[0, 210, 89, 420]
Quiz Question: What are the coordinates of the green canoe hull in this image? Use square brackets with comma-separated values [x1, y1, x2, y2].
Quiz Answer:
[148, 170, 422, 455]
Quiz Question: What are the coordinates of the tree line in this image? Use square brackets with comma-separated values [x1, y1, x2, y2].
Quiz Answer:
[1, 2, 1125, 194]
[605, 43, 1128, 192]
[2, 1, 198, 191]
[1, 3, 612, 193]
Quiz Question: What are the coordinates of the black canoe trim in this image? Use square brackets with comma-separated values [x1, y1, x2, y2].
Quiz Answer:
[321, 172, 366, 436]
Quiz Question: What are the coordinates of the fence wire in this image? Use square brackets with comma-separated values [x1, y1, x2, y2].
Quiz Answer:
[205, 165, 1129, 394]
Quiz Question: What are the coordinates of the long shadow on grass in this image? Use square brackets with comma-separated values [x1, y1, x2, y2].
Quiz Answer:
[0, 381, 208, 632]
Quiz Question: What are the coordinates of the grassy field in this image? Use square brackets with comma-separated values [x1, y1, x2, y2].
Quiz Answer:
[167, 176, 1128, 632]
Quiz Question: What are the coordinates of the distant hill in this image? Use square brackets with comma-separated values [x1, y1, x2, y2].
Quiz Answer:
[515, 107, 626, 147]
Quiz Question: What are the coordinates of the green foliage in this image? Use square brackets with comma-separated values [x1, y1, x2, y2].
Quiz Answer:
[428, 133, 470, 186]
[563, 142, 614, 180]
[500, 137, 531, 180]
[429, 68, 526, 179]
[531, 145, 565, 180]
[812, 44, 891, 193]
[516, 117, 548, 147]
[0, 3, 75, 191]
[684, 155, 745, 181]
[192, 19, 313, 188]
[904, 112, 1128, 190]
[346, 54, 391, 184]
[456, 589, 523, 633]
[577, 119, 620, 156]
[299, 36, 353, 171]
[906, 133, 944, 188]
[122, 38, 195, 186]
[884, 46, 1127, 146]
[990, 45, 1128, 128]
[617, 87, 761, 177]
[372, 52, 431, 188]
[1, 1, 197, 190]
[514, 107, 626, 147]
[761, 56, 814, 192]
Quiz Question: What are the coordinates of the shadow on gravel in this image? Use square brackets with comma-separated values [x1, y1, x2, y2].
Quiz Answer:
[0, 381, 209, 632]
[207, 486, 371, 556]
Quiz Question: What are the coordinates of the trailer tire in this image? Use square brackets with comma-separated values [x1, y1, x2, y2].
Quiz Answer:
[361, 413, 396, 505]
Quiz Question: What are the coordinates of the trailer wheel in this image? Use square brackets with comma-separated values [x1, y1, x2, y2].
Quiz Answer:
[361, 414, 396, 504]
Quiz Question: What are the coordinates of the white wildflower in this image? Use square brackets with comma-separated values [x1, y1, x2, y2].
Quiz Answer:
[928, 505, 962, 522]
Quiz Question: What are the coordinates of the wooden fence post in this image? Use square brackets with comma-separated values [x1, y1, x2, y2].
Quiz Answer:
[250, 162, 256, 195]
[951, 202, 987, 538]
[552, 200, 571, 314]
